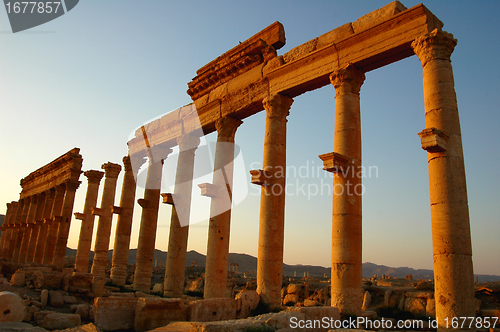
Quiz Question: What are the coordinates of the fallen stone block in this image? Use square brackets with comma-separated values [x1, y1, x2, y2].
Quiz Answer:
[40, 290, 48, 307]
[265, 311, 306, 330]
[63, 296, 79, 304]
[0, 291, 27, 322]
[55, 323, 100, 332]
[0, 322, 48, 332]
[40, 313, 81, 331]
[134, 298, 187, 331]
[48, 291, 64, 307]
[10, 272, 26, 287]
[33, 271, 63, 290]
[187, 298, 236, 322]
[94, 296, 138, 331]
[235, 290, 260, 319]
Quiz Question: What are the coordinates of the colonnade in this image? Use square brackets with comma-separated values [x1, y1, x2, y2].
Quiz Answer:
[0, 21, 474, 332]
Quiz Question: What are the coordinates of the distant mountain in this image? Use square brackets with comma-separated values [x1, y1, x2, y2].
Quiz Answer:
[65, 248, 500, 282]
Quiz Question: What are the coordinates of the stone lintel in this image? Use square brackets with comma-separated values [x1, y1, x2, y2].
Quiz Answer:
[198, 183, 219, 198]
[160, 193, 175, 205]
[74, 212, 85, 220]
[111, 206, 123, 214]
[249, 169, 271, 186]
[418, 127, 449, 152]
[92, 207, 103, 216]
[20, 148, 83, 199]
[137, 199, 149, 209]
[319, 152, 350, 173]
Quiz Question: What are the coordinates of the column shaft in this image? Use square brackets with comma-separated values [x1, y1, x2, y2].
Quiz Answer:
[12, 198, 30, 263]
[412, 30, 475, 331]
[26, 193, 47, 262]
[256, 94, 293, 306]
[43, 185, 66, 264]
[329, 64, 365, 315]
[110, 156, 141, 285]
[19, 195, 38, 263]
[34, 189, 55, 264]
[204, 116, 242, 299]
[133, 157, 165, 292]
[0, 202, 18, 260]
[52, 181, 81, 267]
[91, 163, 121, 275]
[164, 134, 200, 297]
[74, 170, 104, 273]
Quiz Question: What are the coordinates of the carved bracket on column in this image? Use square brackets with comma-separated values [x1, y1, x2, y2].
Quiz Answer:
[318, 152, 350, 173]
[198, 183, 219, 198]
[92, 207, 103, 216]
[418, 127, 449, 152]
[137, 199, 149, 209]
[160, 193, 175, 205]
[74, 212, 85, 220]
[53, 216, 63, 223]
[111, 206, 123, 214]
[249, 169, 271, 186]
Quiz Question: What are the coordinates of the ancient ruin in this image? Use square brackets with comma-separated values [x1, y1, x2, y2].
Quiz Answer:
[0, 2, 489, 331]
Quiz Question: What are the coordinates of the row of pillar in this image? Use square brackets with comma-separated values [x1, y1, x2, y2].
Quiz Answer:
[0, 28, 473, 332]
[0, 180, 81, 267]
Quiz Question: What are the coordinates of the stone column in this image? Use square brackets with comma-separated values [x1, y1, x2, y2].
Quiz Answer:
[412, 29, 475, 331]
[74, 170, 104, 273]
[110, 156, 142, 285]
[254, 94, 293, 306]
[0, 202, 18, 260]
[19, 195, 39, 263]
[163, 134, 200, 297]
[53, 180, 81, 267]
[34, 189, 55, 264]
[26, 192, 47, 262]
[327, 63, 365, 315]
[42, 184, 66, 265]
[12, 197, 30, 263]
[204, 116, 242, 299]
[133, 149, 170, 292]
[91, 163, 122, 275]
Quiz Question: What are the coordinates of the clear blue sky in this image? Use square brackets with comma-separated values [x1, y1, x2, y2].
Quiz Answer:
[1, 1, 499, 275]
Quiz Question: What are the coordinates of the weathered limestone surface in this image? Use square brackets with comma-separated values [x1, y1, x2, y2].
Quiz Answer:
[134, 298, 187, 332]
[412, 29, 475, 332]
[91, 162, 122, 276]
[204, 117, 242, 299]
[26, 192, 46, 263]
[163, 134, 200, 298]
[134, 148, 170, 292]
[0, 201, 18, 260]
[42, 185, 65, 265]
[323, 63, 365, 316]
[74, 170, 104, 273]
[187, 298, 237, 322]
[94, 296, 139, 331]
[110, 155, 141, 285]
[11, 197, 30, 263]
[33, 189, 55, 264]
[53, 179, 81, 267]
[18, 195, 38, 263]
[256, 94, 293, 306]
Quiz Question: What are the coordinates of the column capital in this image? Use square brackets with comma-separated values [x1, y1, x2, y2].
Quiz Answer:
[177, 134, 201, 152]
[84, 170, 105, 184]
[127, 153, 147, 174]
[101, 162, 122, 178]
[64, 180, 81, 192]
[330, 63, 365, 95]
[11, 201, 19, 207]
[263, 94, 293, 120]
[411, 29, 456, 67]
[215, 116, 243, 142]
